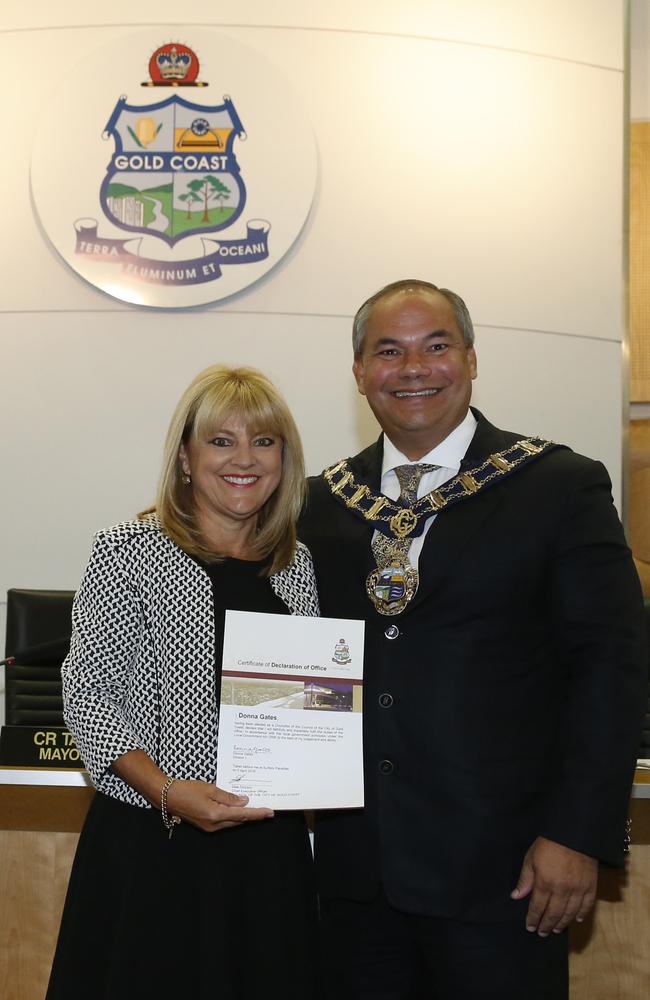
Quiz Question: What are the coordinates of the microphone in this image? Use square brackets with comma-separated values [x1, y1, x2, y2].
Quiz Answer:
[2, 637, 70, 665]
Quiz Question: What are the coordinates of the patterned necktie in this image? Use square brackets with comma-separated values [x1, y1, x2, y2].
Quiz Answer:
[371, 463, 438, 569]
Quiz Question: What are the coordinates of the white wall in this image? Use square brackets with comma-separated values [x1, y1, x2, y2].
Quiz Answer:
[0, 3, 627, 700]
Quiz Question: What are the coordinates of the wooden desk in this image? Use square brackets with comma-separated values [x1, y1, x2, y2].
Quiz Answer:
[570, 791, 650, 999]
[0, 774, 93, 1000]
[0, 772, 649, 1000]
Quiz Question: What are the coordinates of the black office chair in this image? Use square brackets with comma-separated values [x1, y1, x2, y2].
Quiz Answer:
[4, 589, 75, 726]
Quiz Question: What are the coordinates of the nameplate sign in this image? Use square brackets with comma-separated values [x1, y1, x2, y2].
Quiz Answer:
[0, 726, 83, 769]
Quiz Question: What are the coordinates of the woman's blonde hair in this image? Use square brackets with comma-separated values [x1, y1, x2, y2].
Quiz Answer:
[144, 365, 305, 574]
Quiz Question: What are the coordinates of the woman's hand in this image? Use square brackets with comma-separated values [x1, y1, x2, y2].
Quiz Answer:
[111, 750, 273, 832]
[166, 779, 274, 832]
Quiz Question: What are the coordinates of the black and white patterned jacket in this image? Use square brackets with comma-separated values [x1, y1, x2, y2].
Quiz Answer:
[62, 513, 320, 808]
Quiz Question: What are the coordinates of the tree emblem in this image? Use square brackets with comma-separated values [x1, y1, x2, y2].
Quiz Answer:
[187, 174, 231, 222]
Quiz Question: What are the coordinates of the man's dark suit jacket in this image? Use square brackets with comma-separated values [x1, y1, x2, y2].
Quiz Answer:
[299, 411, 647, 923]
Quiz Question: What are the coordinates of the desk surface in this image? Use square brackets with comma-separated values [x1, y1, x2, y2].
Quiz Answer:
[2, 765, 649, 791]
[1, 766, 649, 833]
[0, 767, 91, 788]
[0, 782, 94, 832]
[0, 768, 92, 831]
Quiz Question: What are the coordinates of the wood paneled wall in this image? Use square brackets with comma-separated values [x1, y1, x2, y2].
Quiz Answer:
[631, 121, 650, 403]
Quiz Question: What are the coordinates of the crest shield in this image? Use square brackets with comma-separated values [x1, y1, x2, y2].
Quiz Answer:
[100, 94, 246, 246]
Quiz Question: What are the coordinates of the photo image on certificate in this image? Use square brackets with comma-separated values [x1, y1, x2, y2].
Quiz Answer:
[221, 676, 358, 713]
[216, 611, 364, 810]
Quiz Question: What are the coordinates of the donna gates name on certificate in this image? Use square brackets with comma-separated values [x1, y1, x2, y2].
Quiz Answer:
[216, 610, 365, 810]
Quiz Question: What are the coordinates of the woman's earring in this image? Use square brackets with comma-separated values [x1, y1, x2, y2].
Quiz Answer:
[181, 473, 191, 485]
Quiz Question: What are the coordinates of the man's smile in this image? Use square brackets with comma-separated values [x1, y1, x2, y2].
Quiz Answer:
[393, 388, 442, 398]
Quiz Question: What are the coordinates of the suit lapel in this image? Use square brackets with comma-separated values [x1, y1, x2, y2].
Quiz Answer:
[412, 480, 503, 609]
[407, 412, 518, 613]
[346, 438, 384, 581]
[331, 417, 524, 618]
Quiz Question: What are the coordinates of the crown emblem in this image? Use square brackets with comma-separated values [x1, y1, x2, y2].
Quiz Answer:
[143, 42, 208, 87]
[157, 46, 191, 80]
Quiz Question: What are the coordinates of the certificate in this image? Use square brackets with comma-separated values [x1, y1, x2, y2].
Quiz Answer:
[216, 610, 364, 809]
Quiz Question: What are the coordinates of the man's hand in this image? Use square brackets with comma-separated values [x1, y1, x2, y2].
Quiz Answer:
[511, 836, 598, 936]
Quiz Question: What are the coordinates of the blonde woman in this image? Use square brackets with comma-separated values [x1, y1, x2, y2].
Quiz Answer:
[47, 366, 319, 1000]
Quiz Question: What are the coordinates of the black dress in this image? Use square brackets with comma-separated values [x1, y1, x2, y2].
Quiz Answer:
[46, 558, 318, 1000]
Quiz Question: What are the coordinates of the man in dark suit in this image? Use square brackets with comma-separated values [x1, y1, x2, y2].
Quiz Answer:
[299, 279, 647, 999]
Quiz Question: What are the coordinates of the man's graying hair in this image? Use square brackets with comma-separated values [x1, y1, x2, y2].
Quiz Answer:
[352, 279, 475, 357]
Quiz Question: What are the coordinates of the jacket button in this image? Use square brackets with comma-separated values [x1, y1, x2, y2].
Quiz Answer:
[384, 625, 400, 640]
[379, 759, 394, 774]
[378, 693, 393, 708]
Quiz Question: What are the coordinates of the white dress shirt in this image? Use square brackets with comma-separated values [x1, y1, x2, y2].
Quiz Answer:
[377, 409, 478, 569]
